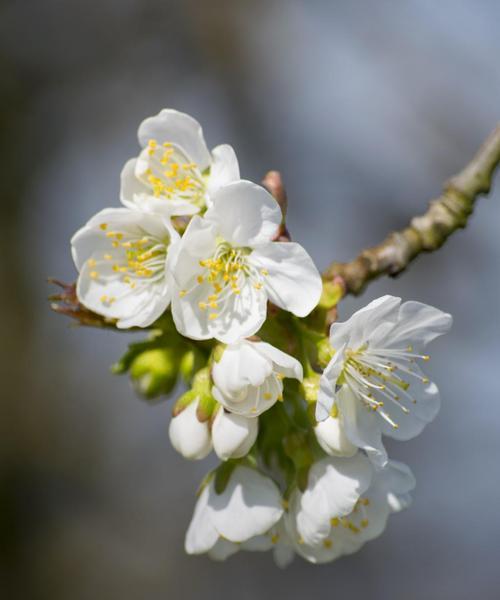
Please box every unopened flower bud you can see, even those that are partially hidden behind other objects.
[314,413,357,457]
[169,398,212,460]
[301,372,321,403]
[212,408,258,461]
[130,347,179,399]
[316,338,335,368]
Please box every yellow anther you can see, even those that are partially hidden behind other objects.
[277,394,283,401]
[330,517,339,527]
[209,302,218,309]
[198,302,207,310]
[254,283,263,290]
[323,539,333,549]
[87,258,97,267]
[261,269,269,276]
[103,254,112,260]
[122,241,132,249]
[99,223,108,231]
[106,231,116,238]
[100,295,108,303]
[361,519,369,528]
[263,393,273,400]
[197,275,204,284]
[112,241,119,248]
[209,313,219,320]
[90,271,98,279]
[271,534,280,545]
[179,290,187,298]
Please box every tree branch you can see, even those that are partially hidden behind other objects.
[323,124,500,296]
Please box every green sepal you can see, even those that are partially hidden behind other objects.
[214,459,238,495]
[296,465,311,492]
[196,471,214,497]
[211,343,226,364]
[196,392,217,423]
[172,389,197,417]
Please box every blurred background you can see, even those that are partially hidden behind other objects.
[1,1,499,598]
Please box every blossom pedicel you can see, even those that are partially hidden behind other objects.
[63,108,453,566]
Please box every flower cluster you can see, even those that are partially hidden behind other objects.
[68,109,452,566]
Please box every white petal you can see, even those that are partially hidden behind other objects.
[379,378,441,442]
[209,467,283,543]
[315,347,346,421]
[120,158,150,210]
[381,300,453,350]
[205,180,281,247]
[206,144,240,201]
[314,416,357,457]
[207,538,240,561]
[252,342,303,380]
[241,534,274,552]
[212,409,258,460]
[168,400,212,460]
[302,454,373,528]
[329,295,401,350]
[170,216,218,288]
[185,486,219,554]
[212,342,273,398]
[337,386,388,467]
[251,242,322,317]
[137,109,211,170]
[76,260,169,328]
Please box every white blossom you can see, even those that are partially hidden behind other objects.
[284,455,415,564]
[185,466,284,559]
[120,109,240,217]
[170,180,322,342]
[211,408,258,460]
[71,208,178,328]
[316,295,452,466]
[168,399,212,460]
[212,340,303,416]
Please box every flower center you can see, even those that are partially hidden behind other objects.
[340,344,430,429]
[328,497,370,540]
[137,139,207,207]
[87,223,168,306]
[179,240,268,321]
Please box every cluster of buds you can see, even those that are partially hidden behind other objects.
[56,109,452,566]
